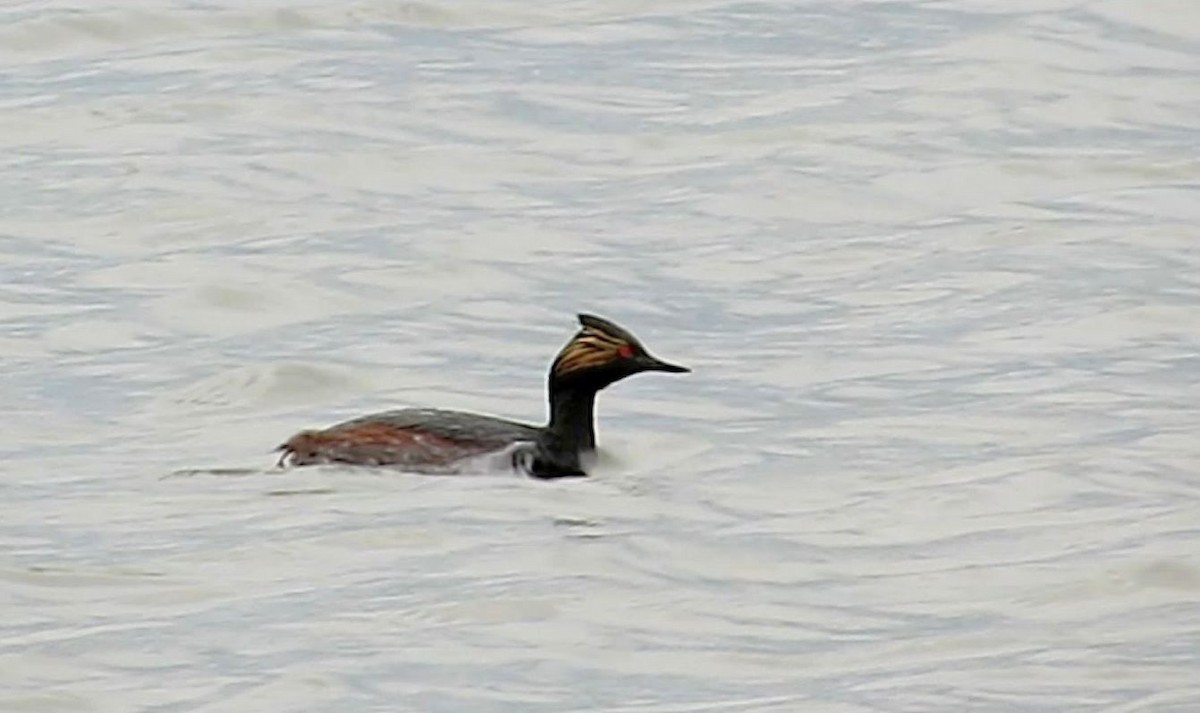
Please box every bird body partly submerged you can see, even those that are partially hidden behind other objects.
[276,314,688,478]
[279,408,539,470]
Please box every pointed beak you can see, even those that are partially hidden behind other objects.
[641,355,690,374]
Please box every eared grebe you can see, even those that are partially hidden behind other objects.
[276,314,688,478]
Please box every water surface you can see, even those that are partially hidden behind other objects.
[2,1,1199,711]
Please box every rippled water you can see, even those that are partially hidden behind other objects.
[3,1,1199,711]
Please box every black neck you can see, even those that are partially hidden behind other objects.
[531,382,599,477]
[547,383,597,451]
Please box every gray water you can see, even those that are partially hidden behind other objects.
[2,1,1199,711]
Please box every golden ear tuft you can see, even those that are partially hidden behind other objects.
[552,318,639,378]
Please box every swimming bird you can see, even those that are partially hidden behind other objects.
[276,314,689,478]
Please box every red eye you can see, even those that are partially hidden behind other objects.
[617,344,635,359]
